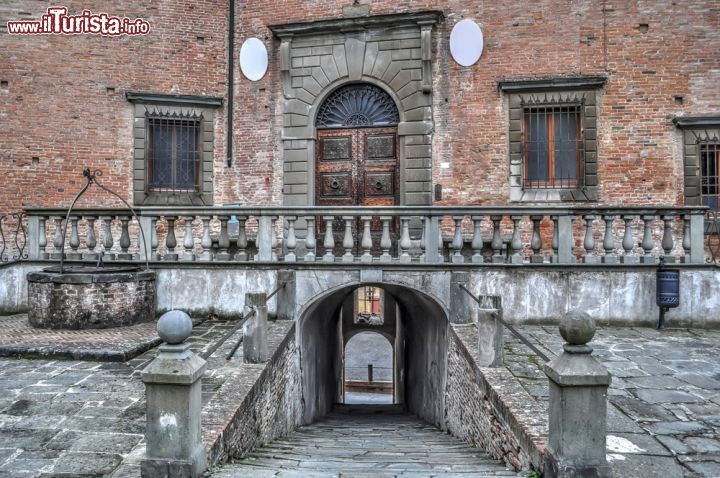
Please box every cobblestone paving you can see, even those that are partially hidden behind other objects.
[212,404,521,477]
[505,326,720,478]
[0,314,160,361]
[0,317,256,477]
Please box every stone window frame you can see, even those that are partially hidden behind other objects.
[499,77,606,202]
[126,92,223,206]
[674,116,720,210]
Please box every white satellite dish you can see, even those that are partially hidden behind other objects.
[450,19,484,67]
[239,38,268,81]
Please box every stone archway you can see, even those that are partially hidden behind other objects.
[270,11,441,210]
[296,281,449,427]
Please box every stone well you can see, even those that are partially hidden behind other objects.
[27,266,156,329]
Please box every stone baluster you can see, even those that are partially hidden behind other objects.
[491,215,504,263]
[67,216,81,260]
[149,217,159,261]
[304,216,316,262]
[682,215,691,263]
[342,216,354,262]
[83,216,97,261]
[601,214,616,264]
[530,215,544,264]
[380,216,392,263]
[451,215,464,263]
[181,216,195,261]
[51,217,65,260]
[661,214,675,263]
[38,216,48,259]
[360,216,373,263]
[323,216,335,262]
[471,215,484,263]
[551,215,559,263]
[582,214,596,263]
[117,216,132,261]
[235,216,248,261]
[510,215,523,264]
[198,216,212,261]
[399,216,412,263]
[621,215,637,264]
[215,216,231,260]
[101,216,114,260]
[285,216,297,262]
[163,216,178,261]
[640,215,655,264]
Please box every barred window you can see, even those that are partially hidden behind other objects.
[524,105,582,189]
[355,286,384,325]
[147,114,201,193]
[701,142,719,210]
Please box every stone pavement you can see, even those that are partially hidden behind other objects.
[0,314,161,362]
[0,317,265,477]
[505,325,720,478]
[211,404,521,477]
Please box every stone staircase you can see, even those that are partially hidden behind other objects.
[211,404,519,477]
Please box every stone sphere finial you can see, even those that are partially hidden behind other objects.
[559,311,596,346]
[157,310,192,345]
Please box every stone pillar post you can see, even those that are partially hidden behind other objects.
[276,270,296,321]
[244,292,268,363]
[543,312,612,478]
[449,272,472,324]
[141,310,206,478]
[476,295,503,367]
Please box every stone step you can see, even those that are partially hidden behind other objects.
[212,405,519,477]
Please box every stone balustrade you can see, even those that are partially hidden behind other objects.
[21,205,709,265]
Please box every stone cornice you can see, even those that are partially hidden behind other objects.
[269,11,444,38]
[498,76,607,93]
[673,116,720,127]
[126,92,224,108]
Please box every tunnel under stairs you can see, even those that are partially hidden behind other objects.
[212,404,519,477]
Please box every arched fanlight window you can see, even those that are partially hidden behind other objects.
[316,84,399,128]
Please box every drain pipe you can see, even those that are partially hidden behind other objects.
[226,0,235,167]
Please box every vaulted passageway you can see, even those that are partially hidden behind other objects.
[297,282,449,428]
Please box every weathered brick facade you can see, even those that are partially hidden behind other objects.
[1,1,719,213]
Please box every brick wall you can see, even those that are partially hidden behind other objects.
[202,321,301,467]
[445,324,547,472]
[1,1,719,213]
[26,270,156,328]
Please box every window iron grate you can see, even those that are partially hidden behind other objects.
[145,113,202,194]
[523,104,583,189]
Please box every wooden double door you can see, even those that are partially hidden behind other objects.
[316,127,399,255]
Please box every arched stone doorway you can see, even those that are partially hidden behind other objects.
[315,84,400,252]
[344,331,394,404]
[297,281,448,428]
[272,12,441,209]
